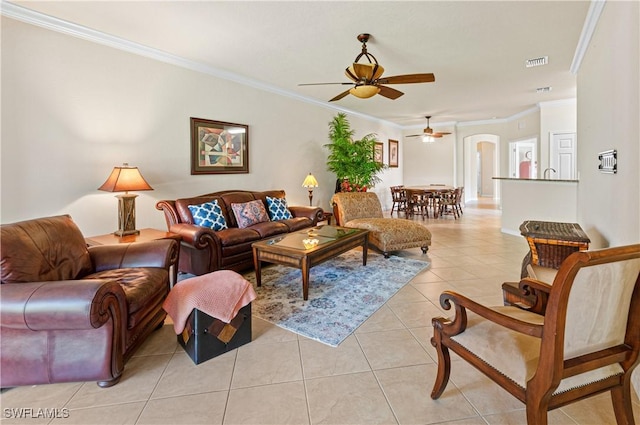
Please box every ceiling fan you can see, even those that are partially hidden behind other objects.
[407,116,451,142]
[299,33,435,102]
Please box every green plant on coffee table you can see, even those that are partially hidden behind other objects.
[325,113,385,192]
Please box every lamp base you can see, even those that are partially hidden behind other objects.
[114,193,139,237]
[308,189,314,207]
[113,229,140,237]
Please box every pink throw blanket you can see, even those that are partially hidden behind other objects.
[163,270,257,334]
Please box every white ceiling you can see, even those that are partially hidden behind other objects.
[8,1,591,129]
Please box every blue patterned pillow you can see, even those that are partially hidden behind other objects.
[266,196,293,221]
[188,200,228,231]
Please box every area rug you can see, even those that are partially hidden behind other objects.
[243,251,429,347]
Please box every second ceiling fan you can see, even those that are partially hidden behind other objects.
[407,116,452,142]
[299,33,435,102]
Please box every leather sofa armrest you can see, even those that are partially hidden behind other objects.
[89,239,178,272]
[289,206,323,224]
[169,223,221,250]
[0,279,126,331]
[156,200,179,227]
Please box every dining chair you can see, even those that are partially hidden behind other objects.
[390,185,407,216]
[438,188,461,219]
[405,189,429,218]
[431,244,640,425]
[455,186,464,216]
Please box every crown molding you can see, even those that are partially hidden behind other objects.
[538,98,577,108]
[1,1,402,129]
[1,1,582,131]
[570,0,606,74]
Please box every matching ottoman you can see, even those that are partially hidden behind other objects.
[163,270,256,364]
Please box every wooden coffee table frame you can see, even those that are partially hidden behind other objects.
[252,226,369,300]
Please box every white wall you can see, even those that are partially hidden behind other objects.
[402,129,456,187]
[539,99,577,178]
[499,180,578,235]
[1,17,401,235]
[576,1,640,248]
[574,1,640,396]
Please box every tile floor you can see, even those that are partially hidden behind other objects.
[1,199,638,425]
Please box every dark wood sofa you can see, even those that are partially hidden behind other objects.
[156,190,323,276]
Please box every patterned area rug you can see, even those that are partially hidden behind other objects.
[243,250,430,347]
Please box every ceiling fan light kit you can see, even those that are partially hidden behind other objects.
[299,33,435,102]
[349,85,381,99]
[407,116,452,141]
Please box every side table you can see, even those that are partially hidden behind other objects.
[85,228,181,286]
[503,220,591,308]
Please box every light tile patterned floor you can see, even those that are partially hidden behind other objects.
[2,200,639,424]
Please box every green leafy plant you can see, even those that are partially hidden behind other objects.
[324,113,385,192]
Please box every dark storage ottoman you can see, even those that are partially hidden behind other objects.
[178,303,252,365]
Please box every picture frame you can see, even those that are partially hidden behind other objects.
[190,117,249,174]
[388,139,399,168]
[374,142,384,165]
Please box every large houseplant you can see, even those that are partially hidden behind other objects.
[325,113,385,192]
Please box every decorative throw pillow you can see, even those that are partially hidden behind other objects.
[231,200,270,228]
[188,199,228,231]
[266,196,293,221]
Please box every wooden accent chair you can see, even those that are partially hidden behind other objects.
[431,244,640,425]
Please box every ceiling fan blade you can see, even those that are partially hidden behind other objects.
[433,132,452,137]
[377,85,404,100]
[377,73,435,84]
[406,134,422,138]
[299,82,353,86]
[329,89,352,102]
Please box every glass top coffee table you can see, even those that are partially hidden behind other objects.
[251,225,369,300]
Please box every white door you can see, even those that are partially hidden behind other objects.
[550,133,577,180]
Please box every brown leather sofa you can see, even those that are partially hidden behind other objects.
[0,215,179,388]
[156,190,323,276]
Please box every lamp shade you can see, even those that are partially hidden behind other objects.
[98,163,153,193]
[349,85,381,99]
[302,173,319,188]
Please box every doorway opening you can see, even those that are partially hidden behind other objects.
[463,134,500,203]
[509,138,538,179]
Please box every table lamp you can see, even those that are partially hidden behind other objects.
[98,163,153,236]
[301,173,318,206]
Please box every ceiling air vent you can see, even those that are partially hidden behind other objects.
[536,86,552,93]
[526,56,548,68]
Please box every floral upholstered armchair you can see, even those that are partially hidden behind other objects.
[332,191,431,258]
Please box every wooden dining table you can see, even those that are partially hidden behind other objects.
[403,186,455,218]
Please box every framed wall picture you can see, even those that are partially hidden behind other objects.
[388,139,399,168]
[374,142,384,165]
[190,117,249,174]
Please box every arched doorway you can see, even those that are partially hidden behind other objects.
[463,134,500,203]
